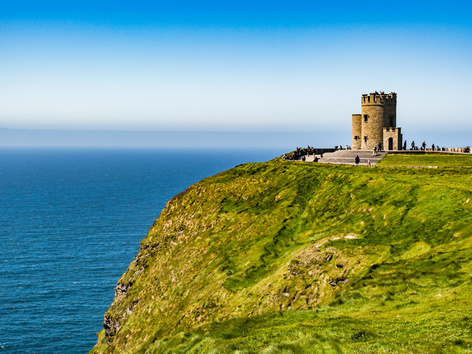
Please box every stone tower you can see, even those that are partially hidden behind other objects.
[352,91,402,151]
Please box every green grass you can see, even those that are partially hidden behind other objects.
[145,304,472,353]
[377,152,472,167]
[91,155,472,353]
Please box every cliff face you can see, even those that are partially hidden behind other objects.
[91,157,472,353]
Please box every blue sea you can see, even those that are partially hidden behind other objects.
[0,148,282,353]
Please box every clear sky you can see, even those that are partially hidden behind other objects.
[1,0,471,135]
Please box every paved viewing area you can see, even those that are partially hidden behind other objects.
[305,150,388,166]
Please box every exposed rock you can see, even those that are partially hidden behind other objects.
[103,314,121,337]
[114,282,132,298]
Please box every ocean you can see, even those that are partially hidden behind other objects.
[0,148,282,353]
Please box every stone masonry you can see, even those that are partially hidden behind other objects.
[352,91,402,151]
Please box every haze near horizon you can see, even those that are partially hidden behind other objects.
[1,1,471,144]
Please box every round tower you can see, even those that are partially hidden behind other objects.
[360,92,396,150]
[351,114,362,149]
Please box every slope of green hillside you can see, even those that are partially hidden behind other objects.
[91,155,472,353]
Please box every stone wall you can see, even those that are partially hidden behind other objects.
[383,127,402,150]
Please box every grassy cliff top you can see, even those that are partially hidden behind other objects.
[377,152,472,168]
[92,154,472,353]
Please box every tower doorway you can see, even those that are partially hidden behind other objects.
[388,137,394,151]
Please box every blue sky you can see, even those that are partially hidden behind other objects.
[1,0,471,136]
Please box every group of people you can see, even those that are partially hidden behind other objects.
[282,146,323,161]
[372,142,383,156]
[410,141,442,151]
[411,141,471,153]
[282,147,310,161]
[282,140,471,164]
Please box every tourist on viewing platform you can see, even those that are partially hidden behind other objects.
[403,141,407,150]
[432,144,435,151]
[355,155,360,165]
[422,141,426,150]
[411,141,415,150]
[378,142,382,152]
[372,146,377,157]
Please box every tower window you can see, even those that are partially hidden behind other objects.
[364,115,368,122]
[354,136,359,140]
[364,136,368,142]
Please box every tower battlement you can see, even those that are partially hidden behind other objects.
[352,91,402,151]
[362,92,397,105]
